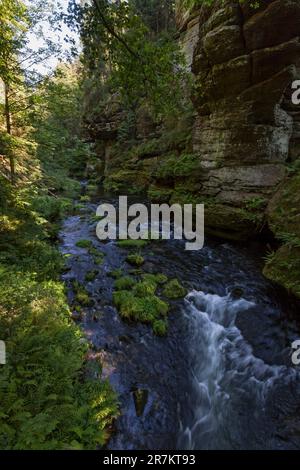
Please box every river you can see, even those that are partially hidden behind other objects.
[59,197,300,450]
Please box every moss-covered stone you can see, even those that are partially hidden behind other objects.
[133,280,157,297]
[264,168,300,298]
[113,290,168,323]
[133,389,149,417]
[117,239,148,249]
[80,195,91,203]
[113,275,169,334]
[73,281,94,307]
[85,270,99,282]
[88,246,105,265]
[163,279,187,299]
[153,319,168,337]
[142,273,168,285]
[148,185,173,203]
[263,245,300,298]
[76,239,93,249]
[114,276,137,291]
[108,268,123,279]
[126,253,145,267]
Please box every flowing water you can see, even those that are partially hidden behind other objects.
[59,197,300,450]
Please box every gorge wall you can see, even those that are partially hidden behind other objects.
[177,0,300,237]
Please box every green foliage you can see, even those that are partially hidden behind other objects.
[114,276,137,291]
[113,271,171,335]
[71,0,188,116]
[183,0,261,8]
[72,281,94,307]
[108,268,124,279]
[80,195,91,203]
[113,289,169,326]
[153,319,168,337]
[126,253,145,267]
[0,268,118,450]
[117,239,149,249]
[163,279,187,299]
[85,270,99,282]
[142,273,168,285]
[76,239,93,249]
[0,179,118,449]
[134,279,157,297]
[30,194,73,222]
[88,246,105,265]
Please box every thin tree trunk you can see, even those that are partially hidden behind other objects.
[4,82,15,183]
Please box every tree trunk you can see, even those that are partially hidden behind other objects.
[4,82,15,183]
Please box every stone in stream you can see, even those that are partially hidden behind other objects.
[132,388,149,418]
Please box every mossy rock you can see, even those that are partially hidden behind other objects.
[89,247,105,265]
[267,171,300,237]
[133,389,149,417]
[73,281,94,307]
[153,319,168,337]
[114,276,137,291]
[142,273,168,285]
[80,195,91,203]
[108,268,123,279]
[104,169,149,195]
[75,290,94,307]
[113,290,168,323]
[85,270,99,282]
[264,169,300,299]
[126,253,145,267]
[117,239,148,249]
[163,279,187,299]
[263,245,300,299]
[148,185,173,203]
[204,202,259,241]
[133,280,157,297]
[76,239,93,249]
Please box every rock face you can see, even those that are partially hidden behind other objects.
[178,0,300,238]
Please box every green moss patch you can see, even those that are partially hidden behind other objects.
[126,253,145,267]
[113,290,168,323]
[88,247,105,265]
[113,275,169,335]
[85,270,99,282]
[163,279,187,299]
[114,276,137,291]
[76,239,93,249]
[153,319,168,337]
[108,268,123,279]
[73,281,94,307]
[117,239,148,249]
[142,273,168,285]
[263,245,300,298]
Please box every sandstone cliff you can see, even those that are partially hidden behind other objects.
[177,0,300,239]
